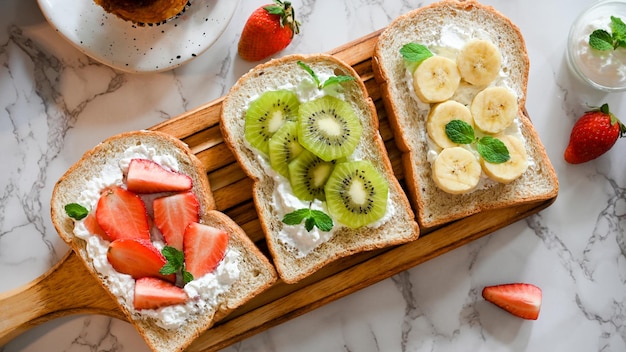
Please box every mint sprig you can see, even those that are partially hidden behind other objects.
[400,43,434,63]
[65,203,89,220]
[297,61,355,89]
[445,120,510,164]
[160,246,193,284]
[283,208,333,232]
[589,16,626,51]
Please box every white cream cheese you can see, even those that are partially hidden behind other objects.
[72,145,240,330]
[405,25,532,192]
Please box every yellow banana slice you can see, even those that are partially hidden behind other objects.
[456,39,502,86]
[470,86,518,134]
[412,56,461,103]
[432,147,481,194]
[481,134,528,183]
[427,100,474,149]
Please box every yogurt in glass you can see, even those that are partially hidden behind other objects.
[566,1,626,91]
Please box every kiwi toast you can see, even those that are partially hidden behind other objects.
[220,54,419,284]
[50,130,277,352]
[372,0,559,228]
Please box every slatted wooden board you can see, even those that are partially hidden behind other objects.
[0,29,556,351]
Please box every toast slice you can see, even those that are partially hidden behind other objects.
[372,0,558,228]
[50,130,277,352]
[220,54,419,284]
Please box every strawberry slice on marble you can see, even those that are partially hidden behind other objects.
[183,222,229,279]
[126,158,192,194]
[153,192,200,251]
[482,283,542,320]
[107,238,175,283]
[96,186,151,241]
[133,277,188,310]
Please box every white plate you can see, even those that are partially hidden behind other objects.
[37,0,240,73]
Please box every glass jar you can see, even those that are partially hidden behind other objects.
[566,0,626,92]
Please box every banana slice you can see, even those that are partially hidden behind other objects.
[457,39,502,86]
[432,147,481,194]
[481,134,528,183]
[427,100,474,149]
[412,56,461,103]
[470,86,518,134]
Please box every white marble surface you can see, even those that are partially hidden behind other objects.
[1,0,625,351]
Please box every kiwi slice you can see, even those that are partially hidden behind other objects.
[288,150,336,201]
[324,160,388,228]
[268,121,305,178]
[297,95,362,161]
[245,90,300,155]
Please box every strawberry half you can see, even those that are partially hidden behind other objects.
[482,283,542,320]
[83,211,111,242]
[153,192,200,251]
[126,158,192,193]
[107,238,175,283]
[183,222,229,279]
[133,277,188,310]
[96,186,151,241]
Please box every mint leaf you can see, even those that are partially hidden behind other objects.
[160,246,193,283]
[65,203,89,220]
[445,120,475,145]
[611,16,626,43]
[400,43,433,63]
[297,61,321,87]
[589,29,614,51]
[322,75,354,88]
[477,136,510,163]
[283,208,333,232]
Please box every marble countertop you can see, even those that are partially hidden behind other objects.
[2,0,625,351]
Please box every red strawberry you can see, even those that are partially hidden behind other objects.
[238,0,300,62]
[153,192,200,251]
[126,158,192,193]
[133,277,188,310]
[183,222,229,279]
[96,186,151,241]
[107,238,176,283]
[84,211,111,242]
[564,103,626,164]
[482,283,542,320]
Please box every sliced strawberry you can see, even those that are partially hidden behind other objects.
[96,186,151,241]
[482,283,542,320]
[107,238,175,283]
[126,158,192,194]
[153,192,200,251]
[133,277,188,310]
[83,211,111,241]
[183,222,229,279]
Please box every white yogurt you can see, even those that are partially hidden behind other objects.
[566,1,626,91]
[72,145,240,330]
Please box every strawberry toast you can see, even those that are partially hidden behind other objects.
[50,130,276,352]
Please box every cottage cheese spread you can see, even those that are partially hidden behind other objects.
[72,145,240,330]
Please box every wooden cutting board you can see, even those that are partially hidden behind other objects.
[0,29,556,351]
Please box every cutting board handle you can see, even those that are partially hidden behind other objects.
[0,251,123,345]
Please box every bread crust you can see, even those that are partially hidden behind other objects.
[93,0,189,24]
[220,54,419,284]
[372,0,558,228]
[50,130,276,352]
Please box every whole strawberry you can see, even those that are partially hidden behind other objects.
[564,103,626,164]
[238,0,300,62]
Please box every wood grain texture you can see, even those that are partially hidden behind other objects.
[0,30,556,350]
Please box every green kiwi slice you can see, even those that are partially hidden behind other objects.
[288,150,336,201]
[297,95,362,161]
[245,90,300,155]
[268,121,304,178]
[324,160,388,228]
